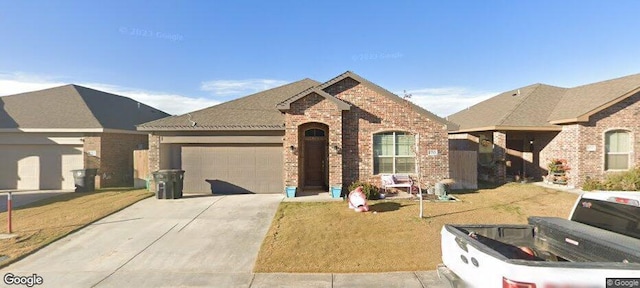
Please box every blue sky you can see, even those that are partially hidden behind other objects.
[2,1,640,116]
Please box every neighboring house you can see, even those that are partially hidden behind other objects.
[0,85,170,190]
[447,73,640,188]
[138,71,453,194]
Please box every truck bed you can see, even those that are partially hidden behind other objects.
[445,216,640,265]
[529,216,640,263]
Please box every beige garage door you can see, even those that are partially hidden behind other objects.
[0,144,84,190]
[181,145,283,194]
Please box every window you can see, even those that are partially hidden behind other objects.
[373,132,415,174]
[304,129,325,137]
[605,130,631,170]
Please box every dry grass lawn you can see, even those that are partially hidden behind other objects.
[254,183,579,273]
[0,188,152,268]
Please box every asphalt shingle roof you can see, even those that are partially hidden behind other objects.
[447,73,640,132]
[548,73,640,122]
[448,84,567,131]
[139,71,456,131]
[0,85,169,130]
[138,78,320,130]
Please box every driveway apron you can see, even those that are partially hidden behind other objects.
[0,194,283,288]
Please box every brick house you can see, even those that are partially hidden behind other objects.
[0,85,169,190]
[447,73,640,188]
[138,71,453,194]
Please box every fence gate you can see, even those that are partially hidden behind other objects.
[449,150,478,189]
[133,149,149,188]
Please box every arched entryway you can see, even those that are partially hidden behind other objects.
[299,123,328,190]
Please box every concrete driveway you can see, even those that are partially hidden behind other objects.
[0,194,283,287]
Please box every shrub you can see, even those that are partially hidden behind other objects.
[582,176,603,191]
[347,181,380,200]
[583,167,640,191]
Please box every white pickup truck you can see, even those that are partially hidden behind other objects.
[438,191,640,288]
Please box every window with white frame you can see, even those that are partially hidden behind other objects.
[373,131,415,174]
[605,130,631,170]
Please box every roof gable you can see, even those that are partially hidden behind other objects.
[276,87,350,111]
[319,71,457,130]
[548,73,640,124]
[0,85,169,131]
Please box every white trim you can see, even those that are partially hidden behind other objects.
[604,129,632,171]
[373,131,416,174]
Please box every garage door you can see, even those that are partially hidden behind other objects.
[0,144,84,190]
[181,145,283,194]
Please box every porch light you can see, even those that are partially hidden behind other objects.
[289,145,296,152]
[332,145,342,154]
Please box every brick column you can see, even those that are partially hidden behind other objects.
[493,131,507,183]
[148,134,161,192]
[283,124,299,189]
[328,121,343,189]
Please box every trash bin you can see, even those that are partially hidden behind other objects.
[435,182,449,200]
[72,168,98,192]
[152,170,185,199]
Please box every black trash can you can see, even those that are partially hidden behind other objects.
[152,170,185,199]
[72,168,98,192]
[173,170,185,198]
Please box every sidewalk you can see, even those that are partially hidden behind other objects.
[531,181,584,194]
[250,271,449,288]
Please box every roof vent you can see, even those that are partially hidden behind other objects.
[512,89,520,96]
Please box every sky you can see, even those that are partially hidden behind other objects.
[2,1,640,117]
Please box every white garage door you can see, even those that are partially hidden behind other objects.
[0,144,84,190]
[181,145,283,194]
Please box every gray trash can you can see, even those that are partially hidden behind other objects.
[435,182,449,200]
[72,168,98,192]
[152,170,185,199]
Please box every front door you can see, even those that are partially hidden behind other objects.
[304,130,327,188]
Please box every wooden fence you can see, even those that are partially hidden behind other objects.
[449,150,478,189]
[133,149,149,188]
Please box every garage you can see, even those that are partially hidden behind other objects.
[180,145,283,194]
[0,144,84,190]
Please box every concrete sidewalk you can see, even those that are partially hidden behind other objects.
[0,193,448,287]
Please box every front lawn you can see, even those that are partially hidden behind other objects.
[0,188,153,268]
[254,183,579,273]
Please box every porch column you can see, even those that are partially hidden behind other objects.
[328,122,343,189]
[493,131,507,183]
[148,133,161,192]
[283,125,299,188]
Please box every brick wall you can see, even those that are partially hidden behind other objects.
[325,78,449,189]
[83,132,148,188]
[538,92,640,188]
[97,133,148,187]
[540,125,580,187]
[575,91,640,186]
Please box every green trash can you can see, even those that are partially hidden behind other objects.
[71,168,98,192]
[152,170,185,199]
